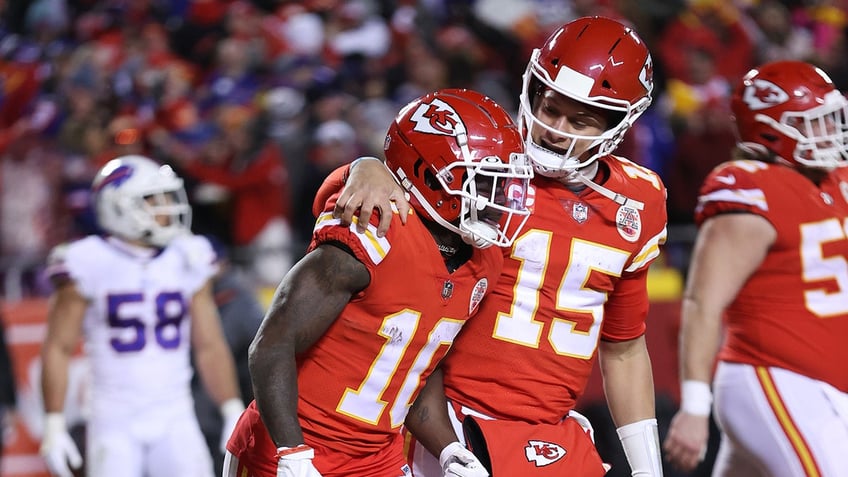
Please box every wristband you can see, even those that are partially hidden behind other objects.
[43,413,67,435]
[349,156,382,172]
[275,444,314,460]
[681,380,713,416]
[219,398,245,418]
[616,418,662,477]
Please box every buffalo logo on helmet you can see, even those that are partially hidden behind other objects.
[409,98,464,136]
[525,440,567,467]
[743,79,790,111]
[93,164,134,192]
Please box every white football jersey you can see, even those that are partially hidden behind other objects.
[47,234,218,419]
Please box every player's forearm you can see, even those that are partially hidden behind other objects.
[248,334,304,448]
[678,296,722,384]
[40,344,71,413]
[405,367,457,457]
[599,337,657,426]
[195,342,241,405]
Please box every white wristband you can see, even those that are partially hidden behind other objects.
[219,398,245,419]
[616,418,662,477]
[43,413,67,435]
[349,156,382,171]
[681,380,713,416]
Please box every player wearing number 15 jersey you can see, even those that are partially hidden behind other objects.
[39,155,245,477]
[223,89,532,477]
[663,61,848,476]
[326,17,667,477]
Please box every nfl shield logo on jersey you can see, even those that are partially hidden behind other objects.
[572,203,588,224]
[525,440,567,467]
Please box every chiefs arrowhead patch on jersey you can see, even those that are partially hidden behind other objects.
[525,440,567,467]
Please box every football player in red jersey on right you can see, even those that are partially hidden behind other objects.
[317,16,668,477]
[663,60,848,476]
[222,88,532,477]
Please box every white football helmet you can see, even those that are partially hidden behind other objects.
[92,155,191,247]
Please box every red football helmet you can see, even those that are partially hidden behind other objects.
[384,89,533,248]
[519,16,654,177]
[731,60,848,169]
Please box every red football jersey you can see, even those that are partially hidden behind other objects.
[696,160,848,392]
[294,192,502,456]
[443,155,668,424]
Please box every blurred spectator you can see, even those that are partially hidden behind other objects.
[169,104,294,287]
[293,118,361,253]
[749,0,815,64]
[658,0,755,85]
[661,45,736,226]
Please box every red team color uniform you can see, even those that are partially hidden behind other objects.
[227,191,503,477]
[443,154,668,424]
[404,154,668,476]
[698,160,848,392]
[695,159,848,477]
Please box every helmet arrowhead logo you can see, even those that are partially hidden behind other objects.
[409,98,465,136]
[743,79,789,111]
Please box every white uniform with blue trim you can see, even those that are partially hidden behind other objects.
[47,234,218,477]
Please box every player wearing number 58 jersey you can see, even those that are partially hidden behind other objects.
[39,155,245,477]
[664,61,848,476]
[223,89,532,477]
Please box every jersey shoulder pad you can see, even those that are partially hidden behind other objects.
[696,160,773,224]
[312,199,408,269]
[606,155,668,207]
[167,234,219,275]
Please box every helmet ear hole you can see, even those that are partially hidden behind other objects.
[423,168,441,191]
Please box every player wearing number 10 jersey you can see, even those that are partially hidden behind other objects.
[39,155,244,477]
[224,89,532,477]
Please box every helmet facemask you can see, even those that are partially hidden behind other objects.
[773,90,848,169]
[518,49,650,179]
[94,156,192,248]
[398,151,533,249]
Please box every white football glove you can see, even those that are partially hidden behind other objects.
[39,413,82,477]
[219,398,246,453]
[440,441,489,477]
[276,445,323,477]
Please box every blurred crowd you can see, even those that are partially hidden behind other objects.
[1,0,847,296]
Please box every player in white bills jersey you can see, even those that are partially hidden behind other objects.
[663,61,848,476]
[317,17,667,477]
[39,155,245,477]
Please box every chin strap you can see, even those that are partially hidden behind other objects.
[569,164,645,211]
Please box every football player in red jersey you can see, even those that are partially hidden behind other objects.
[662,61,848,475]
[316,16,667,477]
[222,89,532,477]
